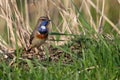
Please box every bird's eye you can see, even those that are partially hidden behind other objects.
[42,19,45,21]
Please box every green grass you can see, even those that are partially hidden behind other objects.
[0,35,120,80]
[0,0,120,80]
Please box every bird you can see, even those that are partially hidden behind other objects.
[27,16,51,52]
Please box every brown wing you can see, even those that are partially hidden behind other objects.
[29,33,34,44]
[29,19,42,44]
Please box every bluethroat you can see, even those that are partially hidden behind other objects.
[27,16,50,52]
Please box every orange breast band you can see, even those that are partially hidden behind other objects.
[36,34,48,39]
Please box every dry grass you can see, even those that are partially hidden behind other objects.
[0,0,120,54]
[0,0,30,53]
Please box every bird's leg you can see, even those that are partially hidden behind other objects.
[34,48,39,54]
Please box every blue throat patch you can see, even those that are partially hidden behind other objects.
[38,21,48,34]
[41,21,48,26]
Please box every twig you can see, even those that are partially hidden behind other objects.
[98,0,105,34]
[78,65,99,73]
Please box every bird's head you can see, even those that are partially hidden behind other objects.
[38,16,51,34]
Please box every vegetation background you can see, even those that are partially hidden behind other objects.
[0,0,120,80]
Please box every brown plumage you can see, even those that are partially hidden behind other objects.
[27,16,50,52]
